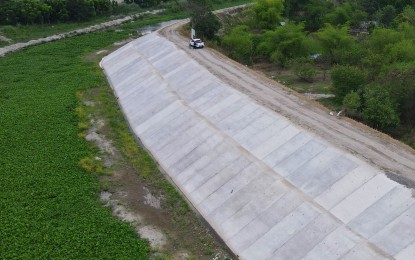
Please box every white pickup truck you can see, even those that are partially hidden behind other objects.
[189,38,205,48]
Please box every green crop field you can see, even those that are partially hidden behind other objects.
[0,30,150,258]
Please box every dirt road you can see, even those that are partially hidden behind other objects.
[159,20,415,188]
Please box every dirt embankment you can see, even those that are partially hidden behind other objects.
[159,20,415,189]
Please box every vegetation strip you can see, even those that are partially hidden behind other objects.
[0,9,163,57]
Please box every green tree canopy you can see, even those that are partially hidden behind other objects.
[394,6,415,26]
[326,2,367,28]
[331,65,367,101]
[125,0,161,8]
[374,5,397,27]
[302,0,334,32]
[343,90,362,116]
[0,0,115,24]
[315,24,356,64]
[187,0,221,39]
[380,62,415,124]
[255,23,318,66]
[254,0,284,30]
[362,84,400,129]
[222,25,254,63]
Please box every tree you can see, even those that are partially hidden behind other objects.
[366,27,403,52]
[0,0,116,25]
[291,57,318,82]
[386,39,415,63]
[196,11,221,39]
[254,0,284,30]
[222,25,254,64]
[381,62,415,125]
[66,0,95,22]
[284,0,309,19]
[342,90,361,116]
[374,5,397,27]
[256,23,316,66]
[302,0,334,32]
[394,6,415,26]
[125,0,161,8]
[315,24,356,64]
[362,85,400,129]
[326,2,367,28]
[187,0,221,39]
[331,65,367,101]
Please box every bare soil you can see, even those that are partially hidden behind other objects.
[159,20,415,189]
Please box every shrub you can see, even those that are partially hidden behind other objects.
[331,65,367,101]
[291,58,317,82]
[362,85,400,129]
[342,90,361,116]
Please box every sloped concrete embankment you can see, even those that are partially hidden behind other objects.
[101,33,415,260]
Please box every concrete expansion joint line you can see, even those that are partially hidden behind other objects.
[102,17,415,259]
[135,34,396,259]
[134,49,284,185]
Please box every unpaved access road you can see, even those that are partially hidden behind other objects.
[159,20,415,188]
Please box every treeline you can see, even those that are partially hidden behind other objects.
[220,0,415,139]
[0,0,119,25]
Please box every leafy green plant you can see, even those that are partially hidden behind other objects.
[291,58,317,82]
[342,90,361,117]
[331,65,367,102]
[79,155,109,176]
[363,84,400,129]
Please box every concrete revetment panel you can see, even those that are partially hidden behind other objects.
[101,33,415,259]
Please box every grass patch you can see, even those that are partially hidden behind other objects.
[0,30,152,259]
[272,71,332,94]
[317,97,342,111]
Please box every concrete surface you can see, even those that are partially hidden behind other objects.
[101,33,415,259]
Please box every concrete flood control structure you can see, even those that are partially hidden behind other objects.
[101,33,415,259]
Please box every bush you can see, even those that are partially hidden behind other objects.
[222,25,253,63]
[194,11,221,39]
[290,58,317,82]
[254,0,284,30]
[362,85,400,129]
[331,65,367,101]
[342,90,361,116]
[187,0,221,39]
